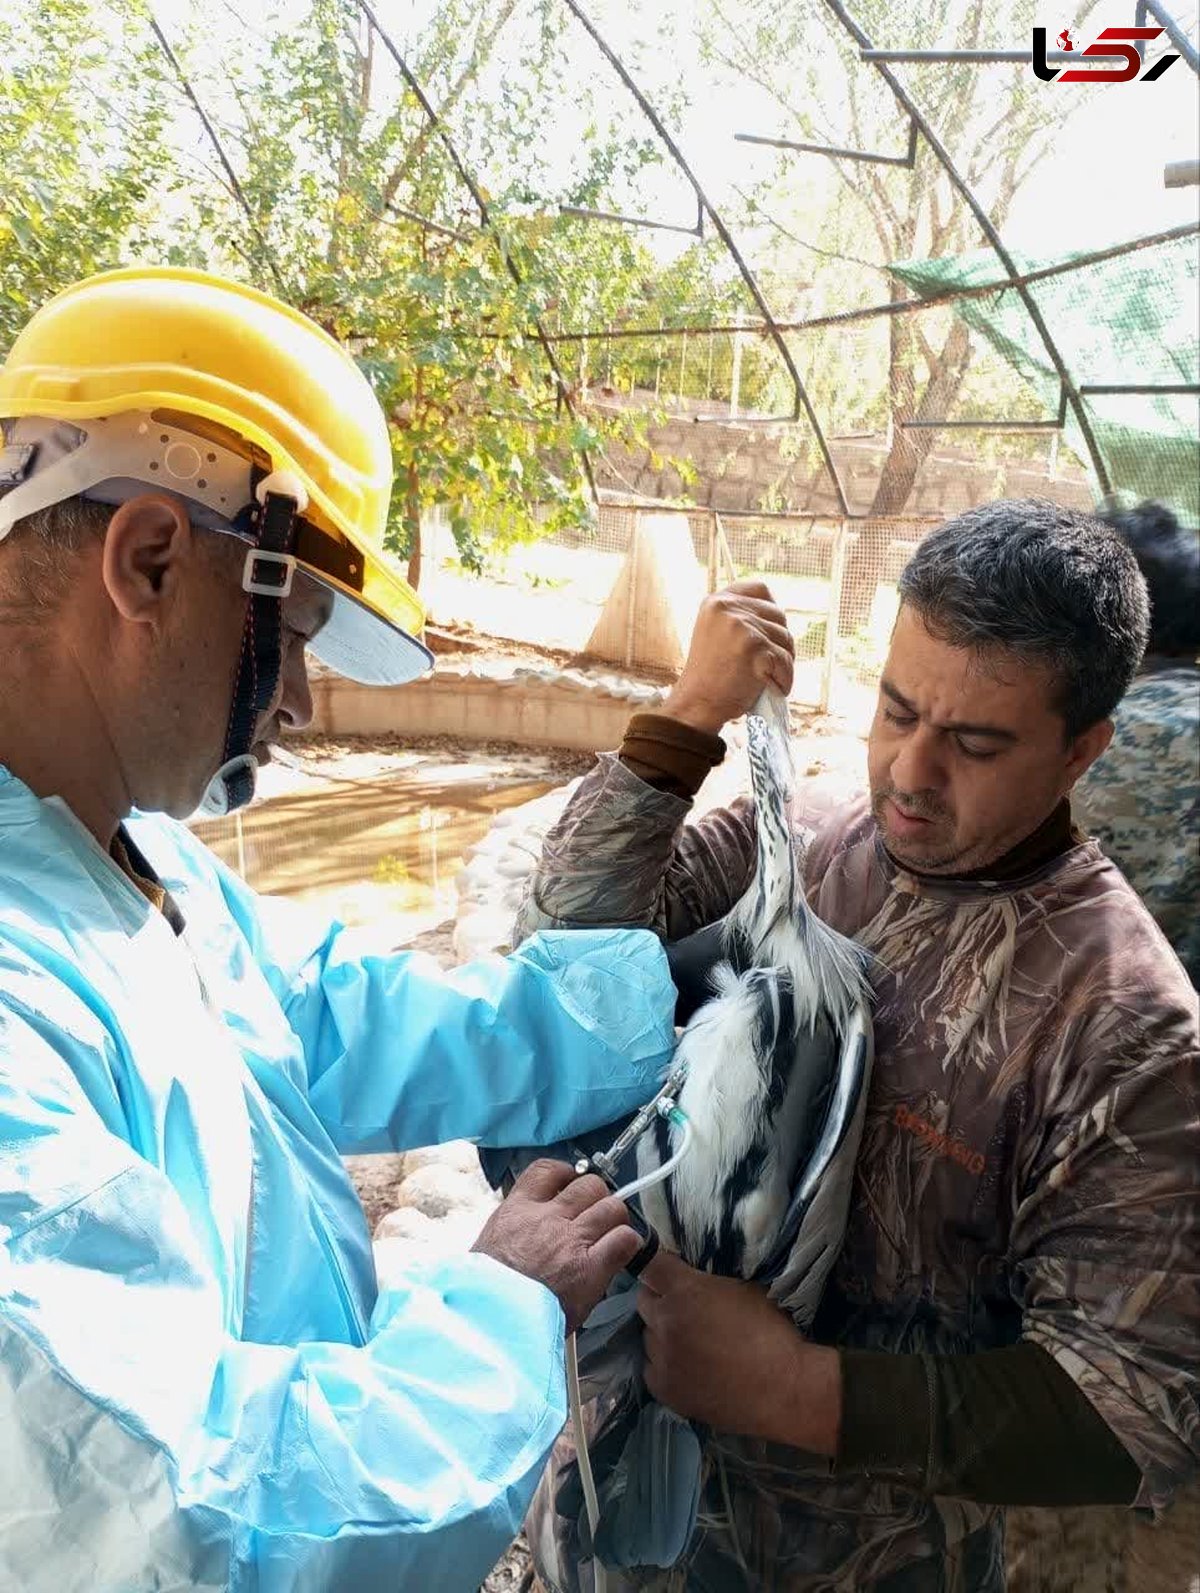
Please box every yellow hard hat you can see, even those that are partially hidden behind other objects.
[0,267,429,685]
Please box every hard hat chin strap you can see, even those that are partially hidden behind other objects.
[200,475,303,817]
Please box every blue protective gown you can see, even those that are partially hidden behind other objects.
[0,766,676,1591]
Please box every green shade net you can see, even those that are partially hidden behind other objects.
[891,231,1200,528]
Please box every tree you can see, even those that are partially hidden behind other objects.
[150,0,692,585]
[0,0,169,355]
[3,0,685,586]
[699,0,1101,627]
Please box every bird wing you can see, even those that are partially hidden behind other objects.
[593,1403,704,1571]
[557,1283,703,1574]
[756,1001,874,1327]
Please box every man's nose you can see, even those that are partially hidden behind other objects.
[889,725,944,798]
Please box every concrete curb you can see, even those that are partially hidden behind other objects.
[308,660,666,753]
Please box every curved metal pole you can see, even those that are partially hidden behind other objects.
[823,0,1112,496]
[353,0,598,504]
[149,15,287,295]
[1138,0,1200,75]
[561,0,850,515]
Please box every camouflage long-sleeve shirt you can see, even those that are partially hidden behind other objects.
[1073,663,1199,986]
[516,756,1200,1593]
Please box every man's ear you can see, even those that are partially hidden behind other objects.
[101,494,195,624]
[1065,717,1114,789]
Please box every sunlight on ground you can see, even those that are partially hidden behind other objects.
[192,760,554,940]
[424,544,623,652]
[423,541,898,724]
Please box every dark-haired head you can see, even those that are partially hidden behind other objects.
[1094,498,1200,659]
[897,498,1149,739]
[868,499,1149,875]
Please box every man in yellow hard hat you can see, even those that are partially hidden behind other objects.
[0,269,677,1589]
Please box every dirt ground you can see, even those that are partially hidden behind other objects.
[289,725,599,782]
[188,679,870,946]
[424,616,677,688]
[189,730,597,947]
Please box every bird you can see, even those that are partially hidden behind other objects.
[558,687,875,1584]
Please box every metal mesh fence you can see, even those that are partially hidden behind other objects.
[505,4,1198,537]
[130,0,1189,721]
[421,499,943,714]
[711,510,935,695]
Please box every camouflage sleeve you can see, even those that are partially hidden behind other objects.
[1012,996,1200,1511]
[513,752,758,944]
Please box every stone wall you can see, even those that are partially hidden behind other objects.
[591,394,1094,518]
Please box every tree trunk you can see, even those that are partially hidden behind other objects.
[837,315,972,634]
[405,461,422,590]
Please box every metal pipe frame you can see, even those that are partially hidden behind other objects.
[527,221,1198,344]
[348,1,1194,511]
[1137,0,1200,73]
[560,0,851,515]
[599,494,940,527]
[1080,384,1200,395]
[149,14,287,295]
[901,383,1199,433]
[735,120,917,167]
[854,49,1070,62]
[353,0,599,504]
[864,0,1197,74]
[861,49,1074,62]
[824,0,1113,495]
[902,417,1065,430]
[902,387,1069,431]
[559,196,703,237]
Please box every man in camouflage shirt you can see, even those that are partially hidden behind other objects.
[1074,501,1199,985]
[516,501,1199,1592]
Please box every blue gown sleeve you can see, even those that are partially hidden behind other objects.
[212,856,678,1154]
[0,989,571,1592]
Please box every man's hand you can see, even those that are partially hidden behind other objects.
[472,1159,641,1334]
[663,580,795,735]
[638,1250,842,1455]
